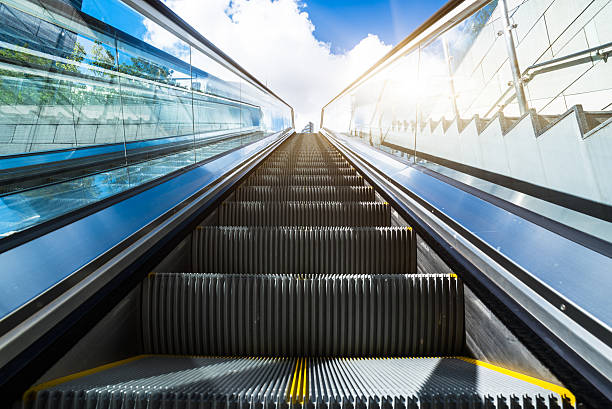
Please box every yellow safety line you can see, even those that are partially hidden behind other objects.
[457,357,576,406]
[288,357,309,403]
[23,354,150,401]
[289,358,301,403]
[296,358,304,403]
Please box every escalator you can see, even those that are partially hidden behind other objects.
[21,133,575,409]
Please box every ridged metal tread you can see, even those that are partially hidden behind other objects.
[245,175,365,186]
[25,357,294,409]
[217,202,391,227]
[255,167,356,175]
[142,273,463,356]
[306,357,572,409]
[25,356,571,409]
[192,227,417,274]
[262,158,348,164]
[231,186,376,202]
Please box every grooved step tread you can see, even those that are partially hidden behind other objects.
[231,186,376,202]
[192,227,417,274]
[245,174,365,186]
[142,273,463,356]
[24,356,573,409]
[217,201,391,227]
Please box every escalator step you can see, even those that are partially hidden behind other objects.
[192,226,417,274]
[245,175,365,186]
[255,167,355,175]
[217,202,391,226]
[260,162,349,168]
[25,357,294,409]
[306,357,573,409]
[25,356,572,409]
[142,273,463,356]
[231,186,376,202]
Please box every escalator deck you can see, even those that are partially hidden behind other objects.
[23,134,574,408]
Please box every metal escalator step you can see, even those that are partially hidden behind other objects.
[25,357,295,409]
[25,356,572,409]
[264,156,346,163]
[306,357,573,409]
[269,153,341,159]
[192,226,417,274]
[260,159,348,165]
[255,167,355,175]
[245,175,365,186]
[217,202,390,226]
[232,186,376,202]
[259,162,350,170]
[142,273,462,356]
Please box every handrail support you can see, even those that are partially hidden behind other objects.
[500,0,529,116]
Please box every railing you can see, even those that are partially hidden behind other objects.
[0,0,294,237]
[321,0,612,245]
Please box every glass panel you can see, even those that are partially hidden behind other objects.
[322,0,612,242]
[0,0,293,238]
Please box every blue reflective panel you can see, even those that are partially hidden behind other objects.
[0,132,284,319]
[0,133,262,237]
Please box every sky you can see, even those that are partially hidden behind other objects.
[83,0,446,129]
[305,0,447,53]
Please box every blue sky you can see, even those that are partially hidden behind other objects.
[303,0,447,52]
[83,0,447,52]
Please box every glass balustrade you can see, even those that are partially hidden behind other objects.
[0,0,293,238]
[322,0,612,243]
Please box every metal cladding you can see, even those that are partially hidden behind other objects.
[217,202,391,227]
[142,273,464,356]
[24,356,572,409]
[231,186,376,202]
[192,226,417,274]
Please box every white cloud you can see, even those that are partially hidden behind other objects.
[144,0,392,130]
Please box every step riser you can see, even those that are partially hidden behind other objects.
[143,273,464,356]
[218,202,391,227]
[245,175,365,186]
[232,186,376,202]
[192,227,417,274]
[255,168,355,175]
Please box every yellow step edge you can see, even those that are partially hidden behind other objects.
[288,358,301,403]
[288,357,309,404]
[457,357,576,406]
[23,354,151,401]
